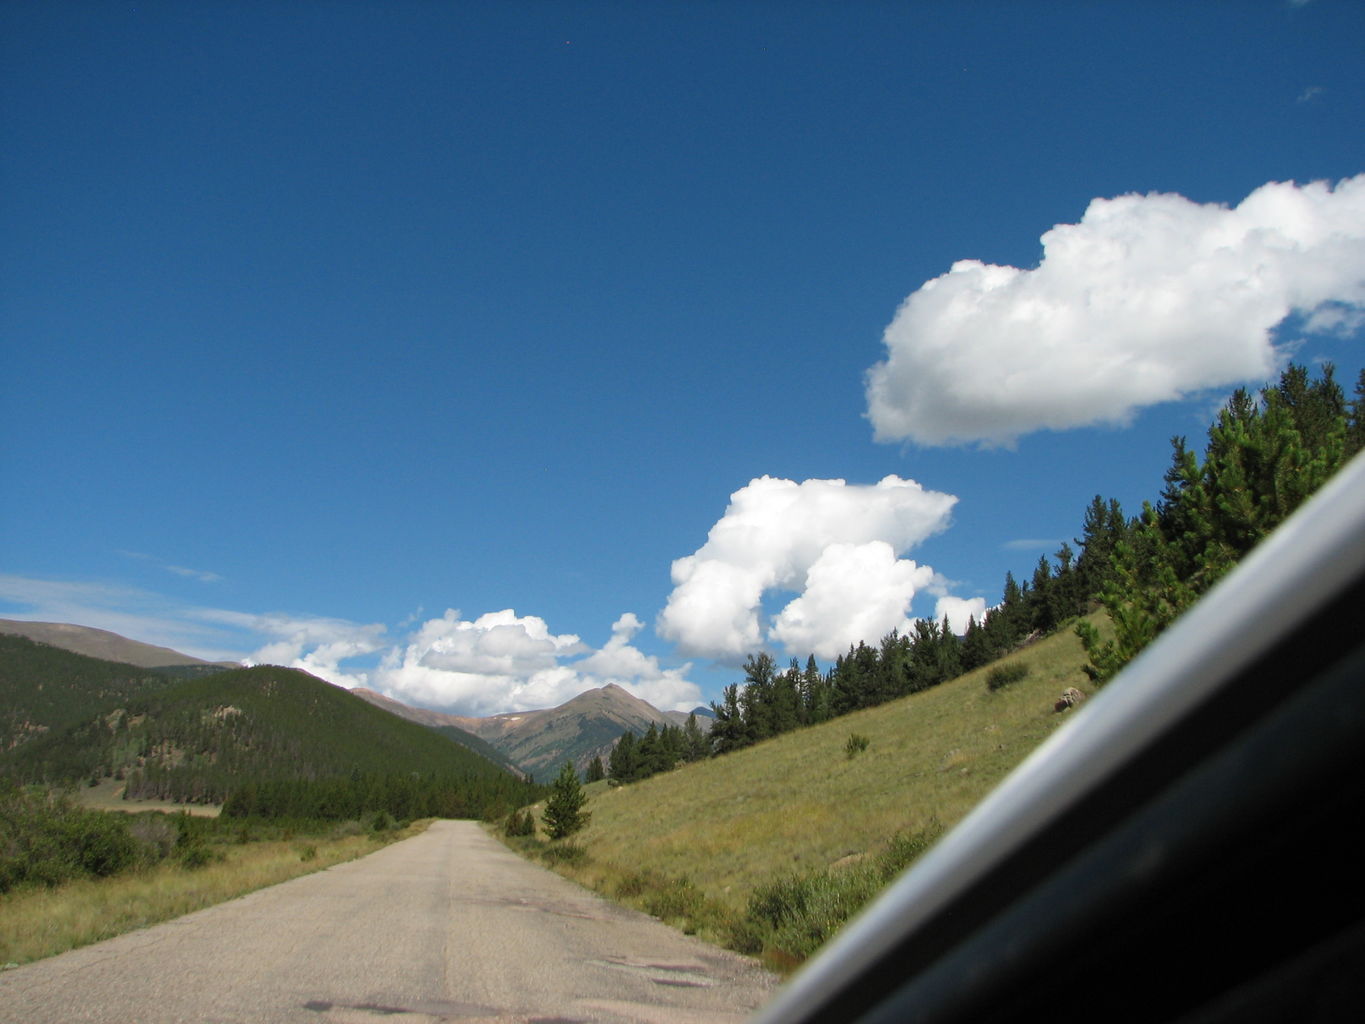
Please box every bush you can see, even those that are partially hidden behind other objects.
[743,822,944,967]
[65,811,139,878]
[845,734,870,759]
[173,812,218,869]
[0,783,141,891]
[503,808,536,837]
[986,661,1030,691]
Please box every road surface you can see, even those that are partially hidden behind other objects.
[0,820,778,1023]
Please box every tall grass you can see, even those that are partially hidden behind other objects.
[0,820,427,966]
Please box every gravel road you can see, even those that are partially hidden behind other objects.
[0,820,778,1023]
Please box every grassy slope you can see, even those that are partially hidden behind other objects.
[552,618,1102,916]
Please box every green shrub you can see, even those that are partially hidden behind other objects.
[0,783,140,891]
[845,734,870,759]
[986,661,1030,691]
[65,811,139,878]
[877,822,942,874]
[503,808,536,837]
[743,822,944,966]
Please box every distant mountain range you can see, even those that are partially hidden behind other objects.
[0,619,711,787]
[0,618,237,670]
[353,684,714,780]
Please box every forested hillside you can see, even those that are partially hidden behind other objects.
[0,662,541,816]
[0,635,182,754]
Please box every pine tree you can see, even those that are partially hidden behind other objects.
[771,661,802,735]
[1075,496,1128,604]
[1347,367,1365,458]
[738,653,777,742]
[608,731,639,783]
[542,761,589,840]
[960,615,991,672]
[801,655,830,725]
[585,756,605,783]
[1079,364,1351,684]
[683,712,709,761]
[708,684,744,755]
[637,723,663,777]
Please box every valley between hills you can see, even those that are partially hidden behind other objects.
[0,611,1100,976]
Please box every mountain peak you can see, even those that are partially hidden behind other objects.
[354,682,677,780]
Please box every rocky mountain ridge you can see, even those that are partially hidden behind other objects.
[352,683,712,780]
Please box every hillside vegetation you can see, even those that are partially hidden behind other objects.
[513,363,1363,970]
[1,658,539,816]
[0,635,182,754]
[503,619,1100,966]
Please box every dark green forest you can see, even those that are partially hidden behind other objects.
[0,635,183,752]
[220,769,541,822]
[0,656,541,820]
[605,364,1365,781]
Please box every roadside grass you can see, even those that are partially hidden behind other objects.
[495,617,1101,971]
[0,818,429,966]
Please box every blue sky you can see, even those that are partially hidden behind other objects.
[3,1,1363,715]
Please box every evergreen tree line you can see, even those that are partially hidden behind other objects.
[607,715,711,784]
[603,492,1128,770]
[606,363,1362,774]
[221,769,544,822]
[693,494,1131,759]
[1078,363,1364,681]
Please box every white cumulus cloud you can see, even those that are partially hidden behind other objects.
[866,175,1365,447]
[219,611,388,687]
[657,476,962,661]
[933,595,989,635]
[374,608,701,716]
[769,542,935,660]
[1,574,702,715]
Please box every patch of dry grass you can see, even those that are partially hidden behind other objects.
[73,778,221,817]
[0,820,428,966]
